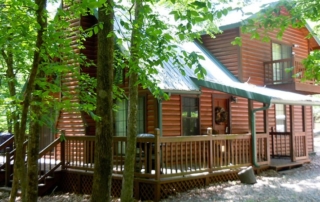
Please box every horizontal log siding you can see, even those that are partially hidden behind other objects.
[201,28,240,79]
[80,15,98,135]
[293,106,304,132]
[162,95,181,136]
[268,104,276,131]
[56,11,85,136]
[230,97,249,134]
[199,88,251,134]
[240,27,309,86]
[253,101,264,133]
[200,88,213,135]
[305,106,314,153]
[80,15,98,77]
[147,93,157,134]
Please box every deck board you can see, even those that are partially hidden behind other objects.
[269,158,310,171]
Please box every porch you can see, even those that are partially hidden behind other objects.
[0,128,309,201]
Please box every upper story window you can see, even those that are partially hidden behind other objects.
[182,97,199,136]
[272,42,292,60]
[272,42,293,83]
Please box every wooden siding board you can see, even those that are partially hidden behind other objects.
[201,28,240,78]
[162,95,181,136]
[240,27,309,86]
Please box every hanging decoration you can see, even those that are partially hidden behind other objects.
[215,106,228,124]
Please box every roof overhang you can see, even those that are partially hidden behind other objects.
[191,77,320,106]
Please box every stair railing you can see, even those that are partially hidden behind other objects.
[0,136,15,169]
[37,137,64,182]
[3,139,28,187]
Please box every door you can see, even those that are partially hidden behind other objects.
[214,98,229,134]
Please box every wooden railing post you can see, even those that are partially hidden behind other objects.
[154,128,161,202]
[207,128,213,174]
[270,127,274,158]
[61,131,66,170]
[5,147,11,187]
[290,105,296,162]
[154,128,160,180]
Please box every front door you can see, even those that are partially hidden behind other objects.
[214,98,229,134]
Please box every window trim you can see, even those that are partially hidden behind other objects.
[181,96,200,136]
[114,95,146,136]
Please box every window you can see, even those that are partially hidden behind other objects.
[272,42,292,83]
[275,104,286,132]
[115,97,145,136]
[182,97,199,136]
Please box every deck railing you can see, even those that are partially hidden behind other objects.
[0,130,270,182]
[294,132,308,160]
[264,57,315,85]
[269,130,291,158]
[0,136,15,169]
[38,138,64,182]
[112,130,268,179]
[269,130,308,160]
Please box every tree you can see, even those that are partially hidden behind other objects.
[0,0,49,201]
[116,0,234,201]
[91,1,114,201]
[0,0,92,201]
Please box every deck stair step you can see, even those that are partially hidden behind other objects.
[269,161,306,171]
[0,187,21,195]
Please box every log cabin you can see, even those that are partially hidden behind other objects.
[1,1,320,201]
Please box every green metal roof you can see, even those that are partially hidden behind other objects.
[93,6,320,106]
[191,77,320,106]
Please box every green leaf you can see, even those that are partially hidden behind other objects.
[93,26,99,34]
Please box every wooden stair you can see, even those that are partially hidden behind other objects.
[0,164,62,196]
[269,159,310,171]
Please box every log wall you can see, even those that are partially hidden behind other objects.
[201,28,241,80]
[56,7,85,136]
[240,27,309,86]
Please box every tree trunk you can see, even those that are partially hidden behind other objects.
[91,1,114,202]
[9,0,47,201]
[120,1,143,201]
[26,69,45,201]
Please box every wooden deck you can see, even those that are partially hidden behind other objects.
[269,157,310,171]
[0,129,311,201]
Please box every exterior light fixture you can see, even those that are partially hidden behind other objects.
[231,96,238,103]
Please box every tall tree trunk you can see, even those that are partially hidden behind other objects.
[9,0,47,201]
[120,1,142,201]
[91,1,114,202]
[26,69,45,201]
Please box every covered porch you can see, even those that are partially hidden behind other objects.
[0,126,311,201]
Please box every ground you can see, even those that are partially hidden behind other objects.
[1,135,319,201]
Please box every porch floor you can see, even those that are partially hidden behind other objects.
[269,157,310,171]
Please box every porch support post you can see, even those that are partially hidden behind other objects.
[61,130,66,170]
[250,101,272,168]
[264,104,270,164]
[158,99,163,136]
[207,127,213,174]
[154,128,161,202]
[290,105,296,162]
